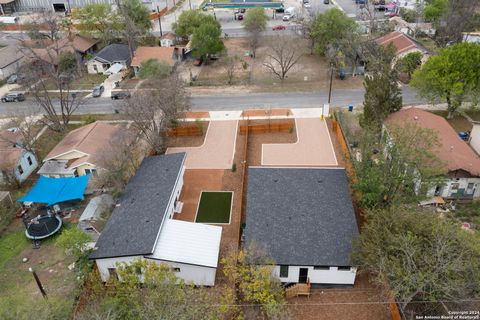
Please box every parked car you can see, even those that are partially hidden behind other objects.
[6,74,25,84]
[111,91,131,100]
[304,2,312,8]
[239,8,245,13]
[1,92,25,102]
[237,14,244,20]
[324,0,330,3]
[92,85,104,98]
[272,25,286,31]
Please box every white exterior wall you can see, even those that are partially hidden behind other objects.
[96,256,216,286]
[470,123,480,155]
[272,265,357,285]
[428,178,480,199]
[166,165,185,219]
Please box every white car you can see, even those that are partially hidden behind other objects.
[303,2,311,8]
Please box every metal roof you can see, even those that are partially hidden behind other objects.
[149,219,222,268]
[245,167,359,266]
[90,153,186,260]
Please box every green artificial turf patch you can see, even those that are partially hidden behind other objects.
[195,192,233,224]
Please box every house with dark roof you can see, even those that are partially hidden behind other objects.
[244,167,359,286]
[90,153,223,286]
[87,43,131,75]
[386,107,480,200]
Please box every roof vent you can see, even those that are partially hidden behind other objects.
[414,116,419,120]
[317,180,323,183]
[273,179,278,183]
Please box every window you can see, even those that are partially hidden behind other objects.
[279,265,289,278]
[313,266,330,270]
[17,165,23,175]
[108,268,118,280]
[85,168,97,176]
[172,267,181,272]
[27,156,33,166]
[451,183,459,190]
[337,266,351,271]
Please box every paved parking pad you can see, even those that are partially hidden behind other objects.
[166,120,238,169]
[262,118,338,166]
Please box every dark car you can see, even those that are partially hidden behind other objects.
[237,14,244,20]
[272,25,286,31]
[92,85,104,98]
[324,0,329,3]
[111,91,131,100]
[1,92,25,102]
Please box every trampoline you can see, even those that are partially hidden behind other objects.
[25,214,63,240]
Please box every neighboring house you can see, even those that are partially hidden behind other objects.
[160,33,176,47]
[389,17,435,37]
[244,167,359,286]
[71,34,99,61]
[130,46,178,77]
[385,107,480,200]
[463,32,480,43]
[87,43,131,75]
[38,122,121,177]
[375,31,429,62]
[90,153,223,286]
[0,129,38,184]
[0,45,24,80]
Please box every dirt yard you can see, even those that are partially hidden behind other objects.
[192,38,364,92]
[167,121,209,148]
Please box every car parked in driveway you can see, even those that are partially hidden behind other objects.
[92,85,104,98]
[111,91,131,100]
[1,92,25,102]
[6,74,25,84]
[272,25,286,31]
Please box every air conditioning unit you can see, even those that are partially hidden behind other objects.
[174,201,184,213]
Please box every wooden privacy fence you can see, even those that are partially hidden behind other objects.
[239,122,293,135]
[167,125,203,137]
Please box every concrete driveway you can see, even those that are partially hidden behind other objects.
[262,117,338,166]
[166,120,238,169]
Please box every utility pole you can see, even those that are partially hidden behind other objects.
[157,6,163,37]
[29,268,47,300]
[328,63,334,104]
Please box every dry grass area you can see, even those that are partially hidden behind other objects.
[167,121,209,148]
[287,274,392,320]
[192,38,364,92]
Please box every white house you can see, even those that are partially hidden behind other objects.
[0,129,38,184]
[90,153,223,286]
[87,43,131,75]
[386,107,480,200]
[463,32,480,43]
[244,167,359,286]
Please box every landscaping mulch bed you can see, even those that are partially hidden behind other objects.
[167,121,209,148]
[247,119,297,166]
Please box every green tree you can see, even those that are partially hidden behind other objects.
[360,45,402,131]
[172,10,219,40]
[243,7,268,58]
[411,42,480,119]
[424,0,448,22]
[73,3,123,42]
[56,227,91,261]
[121,0,153,32]
[395,51,423,80]
[58,51,77,73]
[138,58,172,80]
[352,206,480,317]
[312,8,358,57]
[355,122,446,209]
[191,23,224,60]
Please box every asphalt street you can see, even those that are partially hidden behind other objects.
[0,86,423,116]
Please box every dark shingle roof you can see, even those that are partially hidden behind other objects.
[245,167,359,266]
[90,153,186,259]
[94,43,131,64]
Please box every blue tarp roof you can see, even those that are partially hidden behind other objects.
[19,175,90,206]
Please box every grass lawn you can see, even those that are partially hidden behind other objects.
[70,73,108,90]
[195,191,233,224]
[431,110,472,132]
[0,223,77,318]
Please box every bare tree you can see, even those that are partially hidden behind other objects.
[95,130,145,194]
[298,12,317,55]
[123,73,189,154]
[17,12,82,132]
[0,112,42,154]
[263,36,303,81]
[224,56,238,85]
